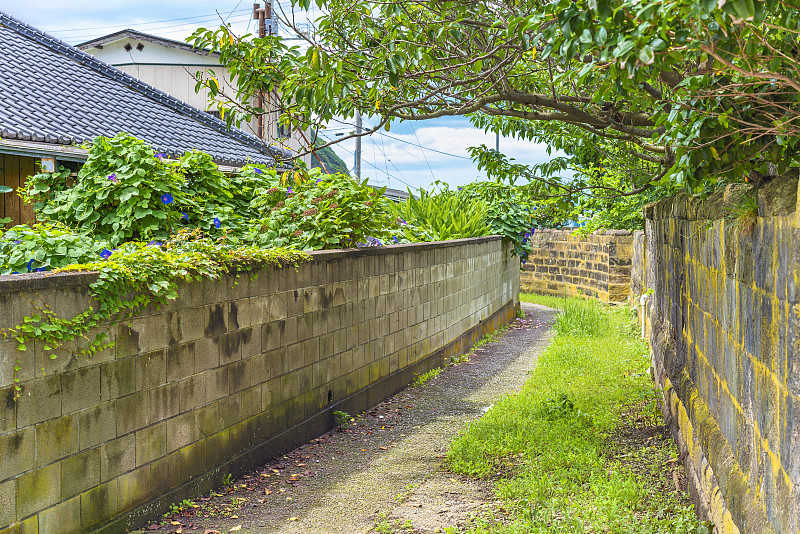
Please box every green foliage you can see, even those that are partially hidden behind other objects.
[726,191,759,235]
[390,186,492,242]
[459,181,538,259]
[248,170,397,249]
[553,299,609,337]
[0,223,108,275]
[411,367,442,387]
[447,301,709,533]
[190,0,800,201]
[333,410,352,428]
[25,134,184,246]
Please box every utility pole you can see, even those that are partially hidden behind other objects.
[252,3,270,139]
[354,113,362,179]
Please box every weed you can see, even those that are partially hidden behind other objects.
[518,292,571,309]
[553,298,608,337]
[372,513,394,533]
[164,499,197,517]
[394,483,418,503]
[447,302,708,533]
[334,409,353,428]
[412,367,442,386]
[726,193,759,235]
[222,473,233,487]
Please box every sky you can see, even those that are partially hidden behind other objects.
[5,1,563,192]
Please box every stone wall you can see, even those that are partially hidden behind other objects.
[0,237,520,534]
[641,173,800,534]
[520,229,633,302]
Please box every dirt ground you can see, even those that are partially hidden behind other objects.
[133,303,557,534]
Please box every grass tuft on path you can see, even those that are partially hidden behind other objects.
[447,296,712,534]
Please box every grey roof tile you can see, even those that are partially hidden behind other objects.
[0,12,288,167]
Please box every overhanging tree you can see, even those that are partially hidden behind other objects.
[190,0,800,196]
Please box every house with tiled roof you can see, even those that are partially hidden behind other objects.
[0,12,291,227]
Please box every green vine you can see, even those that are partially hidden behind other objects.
[1,229,309,397]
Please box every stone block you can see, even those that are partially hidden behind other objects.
[100,434,135,482]
[16,375,61,428]
[80,480,119,531]
[135,350,167,391]
[0,340,35,389]
[37,495,80,534]
[135,422,166,466]
[0,387,15,435]
[16,462,60,518]
[206,366,229,403]
[149,382,180,422]
[78,402,116,450]
[178,374,206,414]
[61,448,100,499]
[0,427,34,481]
[0,478,15,527]
[241,327,261,360]
[166,411,197,453]
[194,402,220,438]
[116,390,149,435]
[204,304,228,338]
[194,336,220,373]
[177,307,206,345]
[116,464,150,511]
[177,440,206,480]
[148,450,180,496]
[100,358,135,402]
[60,366,100,415]
[35,414,78,467]
[246,352,269,387]
[166,342,195,383]
[219,331,242,365]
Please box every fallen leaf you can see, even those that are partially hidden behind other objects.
[264,489,273,495]
[289,517,298,521]
[171,521,182,526]
[147,525,161,531]
[379,446,388,450]
[230,526,242,532]
[230,515,238,519]
[203,531,221,534]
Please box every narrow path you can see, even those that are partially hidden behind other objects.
[139,303,557,534]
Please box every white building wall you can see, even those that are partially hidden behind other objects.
[84,39,311,166]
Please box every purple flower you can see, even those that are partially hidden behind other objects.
[316,179,322,184]
[107,173,117,183]
[155,153,166,161]
[287,187,293,194]
[161,193,173,205]
[148,241,162,247]
[213,217,221,229]
[181,212,188,221]
[254,168,263,174]
[100,248,113,259]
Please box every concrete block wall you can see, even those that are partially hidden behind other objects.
[0,236,520,534]
[641,172,800,534]
[520,229,633,302]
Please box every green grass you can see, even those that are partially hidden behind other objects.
[447,299,710,534]
[519,292,572,309]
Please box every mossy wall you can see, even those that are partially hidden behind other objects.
[640,172,800,534]
[520,229,633,302]
[0,237,520,534]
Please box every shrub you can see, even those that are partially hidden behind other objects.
[554,298,608,337]
[247,171,398,249]
[0,223,108,275]
[390,186,492,241]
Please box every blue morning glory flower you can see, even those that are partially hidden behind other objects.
[108,173,117,183]
[287,187,293,194]
[100,248,112,259]
[254,168,262,174]
[181,212,188,221]
[155,153,166,161]
[316,179,322,184]
[393,236,398,243]
[147,241,162,247]
[26,259,34,271]
[161,193,173,205]
[213,217,221,228]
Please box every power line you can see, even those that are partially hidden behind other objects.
[48,9,252,33]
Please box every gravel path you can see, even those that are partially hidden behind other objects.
[137,303,557,534]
